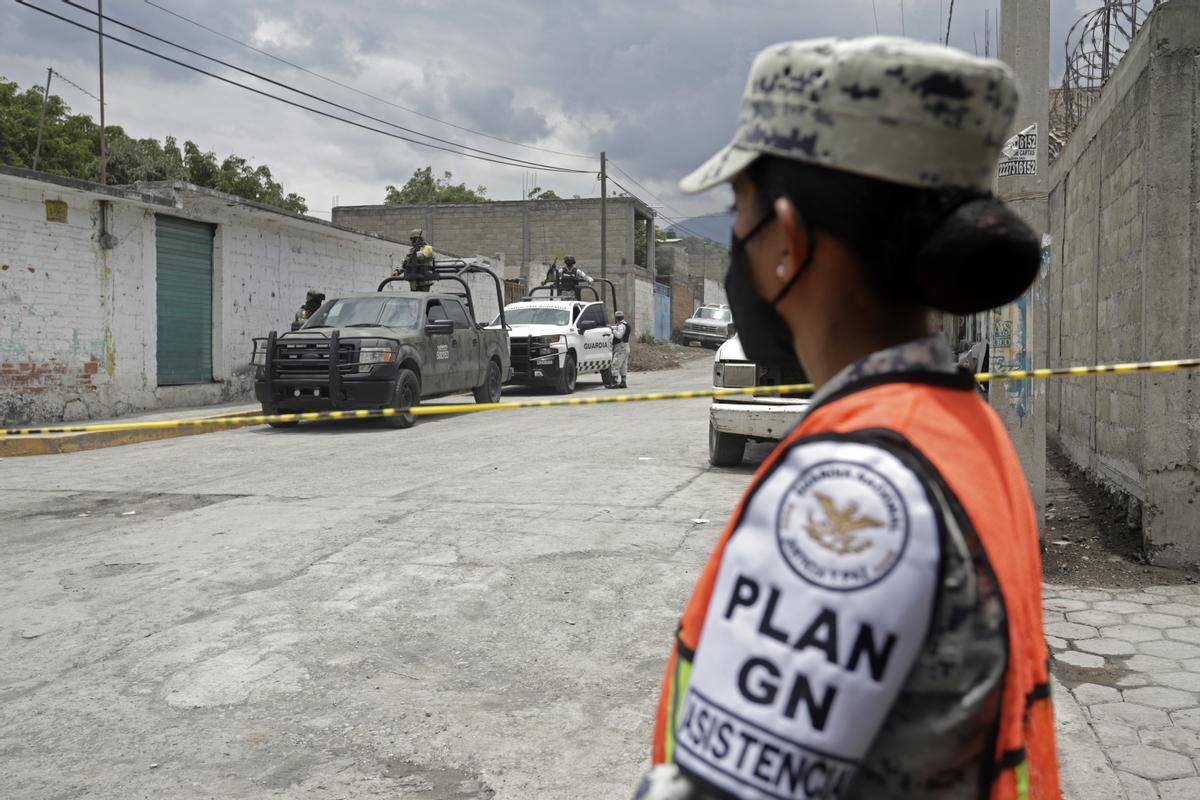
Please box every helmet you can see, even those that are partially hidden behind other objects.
[410,228,424,240]
[564,255,576,266]
[615,310,625,319]
[306,289,325,298]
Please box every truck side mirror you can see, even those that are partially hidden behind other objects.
[425,318,454,336]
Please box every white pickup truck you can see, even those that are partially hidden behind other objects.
[496,299,614,394]
[709,336,812,466]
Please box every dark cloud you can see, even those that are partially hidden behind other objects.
[1,0,1103,218]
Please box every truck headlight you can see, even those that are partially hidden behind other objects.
[358,339,396,372]
[714,361,757,388]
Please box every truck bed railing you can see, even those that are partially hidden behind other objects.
[378,259,509,329]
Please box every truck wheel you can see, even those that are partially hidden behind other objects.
[473,359,503,404]
[385,369,420,429]
[263,404,298,429]
[709,419,746,466]
[556,354,577,395]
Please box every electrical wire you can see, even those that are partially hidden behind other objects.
[140,0,594,160]
[15,1,589,173]
[605,174,717,243]
[58,0,589,173]
[606,164,720,243]
[50,68,102,104]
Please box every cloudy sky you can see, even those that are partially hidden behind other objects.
[2,1,1096,224]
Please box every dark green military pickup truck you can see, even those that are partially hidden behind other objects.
[252,289,510,429]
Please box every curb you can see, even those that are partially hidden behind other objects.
[0,411,260,458]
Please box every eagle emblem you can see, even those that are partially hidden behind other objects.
[805,491,884,555]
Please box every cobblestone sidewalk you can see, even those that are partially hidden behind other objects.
[1046,582,1200,799]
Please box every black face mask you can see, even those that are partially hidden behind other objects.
[725,211,811,368]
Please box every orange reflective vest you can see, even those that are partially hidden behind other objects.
[653,374,1060,799]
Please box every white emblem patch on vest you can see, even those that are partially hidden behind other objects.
[674,439,941,800]
[776,460,909,591]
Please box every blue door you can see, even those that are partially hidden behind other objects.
[653,282,671,341]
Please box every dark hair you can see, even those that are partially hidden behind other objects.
[747,156,1040,314]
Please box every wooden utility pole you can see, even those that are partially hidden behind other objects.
[600,151,608,290]
[32,67,53,172]
[98,0,107,185]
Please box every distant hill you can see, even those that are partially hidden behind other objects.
[663,211,735,247]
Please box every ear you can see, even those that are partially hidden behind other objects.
[774,196,811,279]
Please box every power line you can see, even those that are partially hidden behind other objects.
[605,173,716,243]
[945,0,957,45]
[50,68,101,104]
[58,0,588,174]
[15,1,589,173]
[140,0,594,161]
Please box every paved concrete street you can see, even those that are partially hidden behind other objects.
[1,355,766,799]
[4,353,1199,799]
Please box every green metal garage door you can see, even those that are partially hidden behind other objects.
[156,215,214,385]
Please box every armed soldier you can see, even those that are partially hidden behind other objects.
[399,228,437,291]
[558,255,593,300]
[608,310,631,389]
[294,289,325,327]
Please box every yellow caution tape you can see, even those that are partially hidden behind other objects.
[2,357,1198,438]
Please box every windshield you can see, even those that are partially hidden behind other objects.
[696,307,732,321]
[305,297,421,329]
[499,306,571,326]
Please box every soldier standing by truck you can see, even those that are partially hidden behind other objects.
[608,310,631,389]
[295,289,325,325]
[559,255,594,300]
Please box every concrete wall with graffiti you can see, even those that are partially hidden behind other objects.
[1045,0,1200,565]
[0,169,412,425]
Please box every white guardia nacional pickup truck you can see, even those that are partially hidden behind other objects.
[709,335,813,466]
[495,299,614,394]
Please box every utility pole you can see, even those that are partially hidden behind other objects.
[97,0,107,185]
[995,0,1050,521]
[32,67,53,172]
[600,151,608,295]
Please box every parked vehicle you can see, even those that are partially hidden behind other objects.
[496,299,614,394]
[708,335,812,466]
[252,260,510,429]
[681,304,736,348]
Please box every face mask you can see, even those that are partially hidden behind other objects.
[725,212,810,368]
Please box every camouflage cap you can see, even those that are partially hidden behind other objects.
[679,36,1020,194]
[410,228,423,239]
[306,288,325,297]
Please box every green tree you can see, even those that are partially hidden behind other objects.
[384,166,488,205]
[527,186,560,200]
[0,76,307,213]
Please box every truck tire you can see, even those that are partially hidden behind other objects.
[556,353,577,395]
[473,359,503,404]
[385,369,420,429]
[708,419,746,466]
[263,404,298,429]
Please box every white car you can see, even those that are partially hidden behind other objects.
[709,336,812,466]
[495,299,614,394]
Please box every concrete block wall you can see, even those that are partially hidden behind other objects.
[703,278,727,307]
[671,281,695,341]
[0,178,157,424]
[630,275,654,341]
[333,198,638,280]
[0,175,417,424]
[1047,0,1200,565]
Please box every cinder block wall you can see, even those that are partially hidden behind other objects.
[333,199,635,277]
[1047,0,1200,565]
[0,178,414,424]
